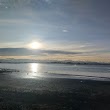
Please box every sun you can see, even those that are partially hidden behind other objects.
[29,42,42,49]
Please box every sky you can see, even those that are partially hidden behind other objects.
[0,0,110,62]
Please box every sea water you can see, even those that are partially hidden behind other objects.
[0,63,110,80]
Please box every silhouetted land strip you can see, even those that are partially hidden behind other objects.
[0,59,110,65]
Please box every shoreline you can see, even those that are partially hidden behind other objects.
[1,68,110,81]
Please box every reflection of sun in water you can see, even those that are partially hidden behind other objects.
[31,63,38,73]
[30,63,39,77]
[19,63,40,79]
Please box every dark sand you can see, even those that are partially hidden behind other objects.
[0,71,110,110]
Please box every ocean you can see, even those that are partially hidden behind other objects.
[0,63,110,81]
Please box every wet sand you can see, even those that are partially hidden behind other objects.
[0,70,110,110]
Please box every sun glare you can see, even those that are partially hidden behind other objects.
[29,42,42,49]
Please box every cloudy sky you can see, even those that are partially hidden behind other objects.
[0,0,110,62]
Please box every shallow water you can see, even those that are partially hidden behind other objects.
[0,63,110,80]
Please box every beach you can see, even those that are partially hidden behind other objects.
[0,73,110,110]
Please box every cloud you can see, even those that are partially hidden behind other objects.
[62,29,68,33]
[0,48,81,56]
[42,50,80,55]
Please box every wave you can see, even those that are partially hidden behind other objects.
[35,72,110,81]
